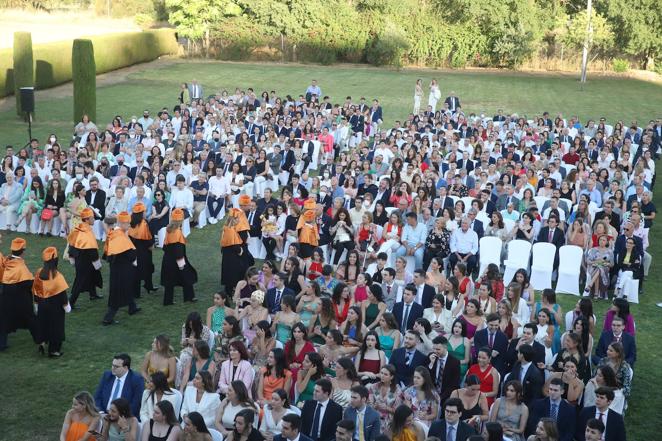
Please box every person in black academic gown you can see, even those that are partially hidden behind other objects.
[0,237,36,350]
[128,202,157,297]
[160,208,198,306]
[33,246,70,357]
[102,212,140,325]
[221,207,251,295]
[67,207,103,306]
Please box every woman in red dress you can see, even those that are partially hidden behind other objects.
[454,262,474,298]
[465,347,500,408]
[306,247,325,282]
[332,282,353,325]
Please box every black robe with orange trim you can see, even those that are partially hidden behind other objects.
[68,222,102,294]
[220,224,252,293]
[33,270,68,345]
[129,220,155,283]
[160,227,197,288]
[103,229,138,309]
[0,256,35,335]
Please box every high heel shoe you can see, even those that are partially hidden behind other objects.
[38,343,46,355]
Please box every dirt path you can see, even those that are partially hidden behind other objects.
[0,57,180,113]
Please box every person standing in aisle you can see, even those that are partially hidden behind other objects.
[0,237,35,351]
[33,246,70,357]
[161,208,198,305]
[67,207,103,307]
[128,202,157,297]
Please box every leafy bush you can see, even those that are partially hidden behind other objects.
[366,26,410,67]
[612,58,629,72]
[72,39,96,123]
[1,30,178,98]
[13,32,33,115]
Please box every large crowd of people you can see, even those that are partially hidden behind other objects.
[0,78,658,441]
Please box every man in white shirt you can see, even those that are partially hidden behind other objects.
[449,217,479,275]
[207,166,229,224]
[169,175,194,217]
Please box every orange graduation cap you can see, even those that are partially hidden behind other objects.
[303,198,316,210]
[80,207,94,219]
[42,246,57,261]
[303,210,316,222]
[239,194,252,206]
[132,202,146,214]
[11,237,26,252]
[171,208,185,222]
[117,211,131,223]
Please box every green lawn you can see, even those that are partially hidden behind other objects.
[0,62,660,440]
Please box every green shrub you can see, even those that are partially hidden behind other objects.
[612,58,629,73]
[72,39,97,123]
[366,26,409,67]
[1,29,178,98]
[13,32,34,116]
[0,47,14,97]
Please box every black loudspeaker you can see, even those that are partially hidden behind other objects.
[20,87,35,113]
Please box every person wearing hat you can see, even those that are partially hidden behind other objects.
[102,212,140,325]
[161,208,198,305]
[221,208,253,295]
[0,238,35,351]
[298,209,319,260]
[68,207,103,307]
[128,202,157,295]
[33,247,70,357]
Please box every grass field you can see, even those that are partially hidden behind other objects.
[0,61,660,440]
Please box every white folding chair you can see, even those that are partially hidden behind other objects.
[534,196,550,211]
[503,240,532,283]
[157,227,167,248]
[209,428,224,441]
[476,211,490,226]
[478,237,503,275]
[366,262,378,276]
[503,218,516,234]
[385,207,398,216]
[461,196,474,213]
[530,242,557,290]
[555,245,583,296]
[247,236,267,259]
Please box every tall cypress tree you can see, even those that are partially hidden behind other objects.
[13,32,34,116]
[72,39,96,123]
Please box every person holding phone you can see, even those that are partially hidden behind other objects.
[60,391,100,441]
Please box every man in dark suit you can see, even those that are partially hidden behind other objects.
[593,316,636,366]
[526,378,575,441]
[613,224,644,273]
[428,335,461,405]
[256,188,276,214]
[392,284,423,332]
[444,92,461,113]
[374,178,391,207]
[357,174,378,199]
[275,413,314,441]
[496,185,520,211]
[535,215,565,269]
[245,200,261,238]
[285,174,307,199]
[85,177,106,221]
[280,143,296,182]
[505,323,546,372]
[265,273,295,315]
[436,186,455,211]
[390,330,427,387]
[332,420,355,441]
[467,209,484,239]
[343,385,381,441]
[509,344,544,407]
[300,379,343,441]
[428,398,477,441]
[473,313,509,374]
[480,189,496,216]
[412,270,435,309]
[94,353,144,417]
[576,387,627,441]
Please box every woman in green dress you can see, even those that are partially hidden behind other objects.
[447,318,471,378]
[309,297,337,346]
[375,312,401,359]
[295,351,325,404]
[296,282,321,328]
[361,284,387,330]
[206,292,235,335]
[271,295,300,345]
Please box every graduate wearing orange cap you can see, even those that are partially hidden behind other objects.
[67,207,103,307]
[102,212,140,325]
[33,247,69,357]
[0,237,36,351]
[128,202,157,295]
[220,207,254,295]
[161,208,198,305]
[298,209,319,259]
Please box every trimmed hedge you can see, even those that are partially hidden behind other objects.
[72,39,97,123]
[0,29,178,98]
[13,32,33,115]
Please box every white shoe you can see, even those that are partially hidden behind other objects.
[209,218,218,224]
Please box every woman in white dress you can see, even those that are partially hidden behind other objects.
[428,79,441,113]
[413,79,424,115]
[259,388,300,438]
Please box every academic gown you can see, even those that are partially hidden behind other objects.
[68,223,102,295]
[160,228,198,289]
[0,256,35,335]
[104,229,138,309]
[220,225,252,293]
[33,270,68,349]
[129,220,155,289]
